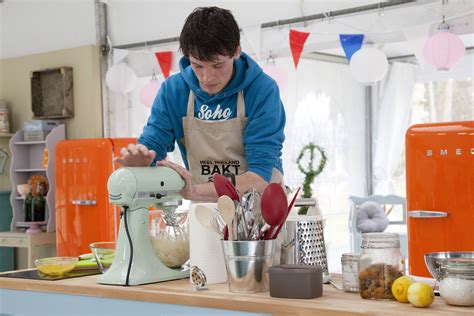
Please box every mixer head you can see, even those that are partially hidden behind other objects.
[107,166,185,209]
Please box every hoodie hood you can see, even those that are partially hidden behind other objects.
[179,52,263,102]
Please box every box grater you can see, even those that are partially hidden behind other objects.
[279,215,331,282]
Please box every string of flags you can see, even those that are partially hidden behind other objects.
[106,18,466,104]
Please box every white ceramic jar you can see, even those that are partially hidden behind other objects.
[439,260,474,306]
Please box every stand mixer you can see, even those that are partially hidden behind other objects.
[98,166,188,286]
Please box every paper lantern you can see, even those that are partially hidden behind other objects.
[423,30,465,71]
[262,64,288,92]
[349,46,388,84]
[139,79,162,108]
[105,63,137,94]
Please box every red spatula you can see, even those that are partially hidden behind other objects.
[260,183,288,240]
[271,187,300,239]
[213,174,239,201]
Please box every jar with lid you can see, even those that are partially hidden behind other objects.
[342,253,360,293]
[0,101,10,134]
[358,232,405,300]
[439,260,474,306]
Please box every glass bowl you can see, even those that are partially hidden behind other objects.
[34,257,78,276]
[424,251,474,278]
[89,242,116,273]
[149,210,189,269]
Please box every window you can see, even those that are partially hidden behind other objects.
[393,78,474,196]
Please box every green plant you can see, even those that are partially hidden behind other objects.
[296,143,327,215]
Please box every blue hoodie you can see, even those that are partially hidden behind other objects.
[138,52,285,182]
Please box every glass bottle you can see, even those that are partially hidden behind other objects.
[358,232,405,300]
[23,182,33,222]
[341,253,360,293]
[439,260,474,306]
[32,183,46,222]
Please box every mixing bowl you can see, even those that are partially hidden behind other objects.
[34,257,78,276]
[149,210,189,269]
[90,242,116,273]
[424,251,474,278]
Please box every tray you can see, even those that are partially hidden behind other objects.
[0,269,100,281]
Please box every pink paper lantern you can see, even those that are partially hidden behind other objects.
[423,31,465,71]
[139,80,162,108]
[262,64,288,93]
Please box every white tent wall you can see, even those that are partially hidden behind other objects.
[0,1,97,59]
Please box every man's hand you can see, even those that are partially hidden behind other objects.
[156,160,196,200]
[114,144,156,167]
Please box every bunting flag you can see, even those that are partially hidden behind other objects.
[339,34,364,61]
[289,30,310,69]
[155,51,173,79]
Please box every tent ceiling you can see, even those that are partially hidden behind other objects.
[110,0,474,60]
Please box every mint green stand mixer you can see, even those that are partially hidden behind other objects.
[98,166,189,286]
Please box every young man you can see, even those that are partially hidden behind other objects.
[115,7,286,201]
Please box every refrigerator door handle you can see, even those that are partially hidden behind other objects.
[408,211,448,218]
[72,200,97,206]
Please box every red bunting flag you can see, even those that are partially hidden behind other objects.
[155,51,173,79]
[289,30,310,69]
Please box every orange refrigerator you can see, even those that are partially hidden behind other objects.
[55,138,136,256]
[406,121,474,277]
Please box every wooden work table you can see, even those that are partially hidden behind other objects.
[0,272,472,315]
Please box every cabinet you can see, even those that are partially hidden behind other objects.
[8,125,65,232]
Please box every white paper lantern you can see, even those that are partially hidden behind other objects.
[106,63,137,94]
[349,46,388,84]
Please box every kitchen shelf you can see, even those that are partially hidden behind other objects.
[9,125,65,233]
[14,141,46,145]
[14,168,47,172]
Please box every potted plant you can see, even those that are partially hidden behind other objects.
[296,142,327,215]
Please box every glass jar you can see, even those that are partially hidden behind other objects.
[341,253,360,293]
[149,209,189,269]
[439,260,474,306]
[358,233,405,300]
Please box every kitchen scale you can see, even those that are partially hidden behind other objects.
[98,166,189,286]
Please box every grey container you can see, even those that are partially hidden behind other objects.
[221,239,275,293]
[269,264,323,299]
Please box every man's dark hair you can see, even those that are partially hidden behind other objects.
[179,7,240,61]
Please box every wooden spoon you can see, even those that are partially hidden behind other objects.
[217,195,236,240]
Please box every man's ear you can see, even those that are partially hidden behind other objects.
[234,46,241,59]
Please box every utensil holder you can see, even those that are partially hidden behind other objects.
[220,239,275,293]
[280,215,330,282]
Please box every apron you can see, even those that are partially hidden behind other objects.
[182,90,283,185]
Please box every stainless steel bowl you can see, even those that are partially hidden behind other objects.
[424,251,474,278]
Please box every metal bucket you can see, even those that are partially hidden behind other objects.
[280,216,330,282]
[220,240,275,293]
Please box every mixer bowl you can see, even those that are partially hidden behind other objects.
[149,209,189,269]
[424,251,474,278]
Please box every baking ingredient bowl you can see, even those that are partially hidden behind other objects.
[34,257,78,276]
[17,184,30,197]
[424,251,474,278]
[90,242,116,273]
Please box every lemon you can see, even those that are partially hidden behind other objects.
[392,276,416,303]
[407,282,435,308]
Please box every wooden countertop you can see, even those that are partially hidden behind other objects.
[0,272,472,315]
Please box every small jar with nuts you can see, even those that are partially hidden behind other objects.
[358,233,405,300]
